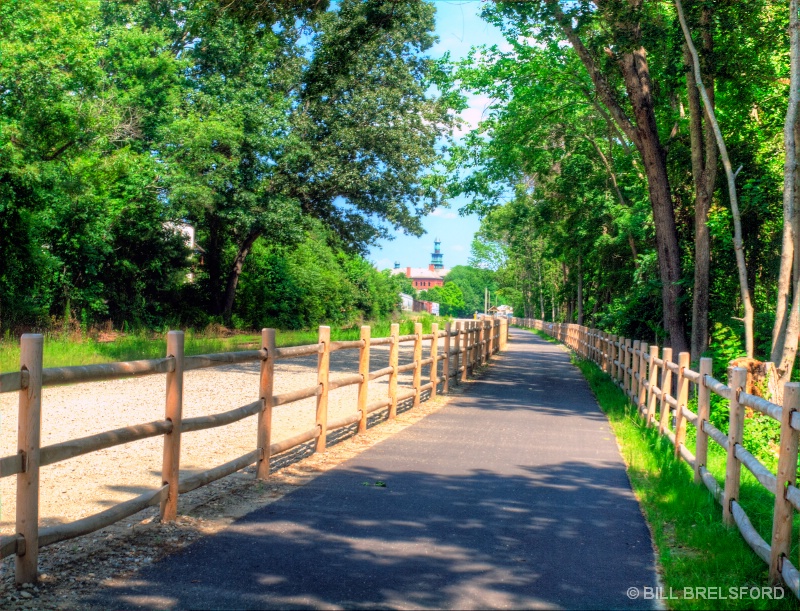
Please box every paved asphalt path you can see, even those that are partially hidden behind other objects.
[89,328,658,610]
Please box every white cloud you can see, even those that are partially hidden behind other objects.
[431,208,458,219]
[451,245,465,252]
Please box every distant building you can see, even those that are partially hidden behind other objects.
[164,222,204,283]
[391,239,450,290]
[399,293,414,311]
[490,304,514,318]
[430,238,444,269]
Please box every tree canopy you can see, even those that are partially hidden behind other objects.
[0,0,455,331]
[450,0,800,381]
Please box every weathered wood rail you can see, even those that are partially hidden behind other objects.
[515,317,800,599]
[0,317,508,584]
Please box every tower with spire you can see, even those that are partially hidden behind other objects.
[430,238,444,270]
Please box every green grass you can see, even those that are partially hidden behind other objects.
[527,326,794,610]
[578,357,795,610]
[0,315,449,372]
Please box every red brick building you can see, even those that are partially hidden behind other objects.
[390,240,449,290]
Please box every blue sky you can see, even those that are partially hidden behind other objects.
[367,1,506,271]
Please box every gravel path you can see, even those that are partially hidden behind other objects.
[1,338,453,532]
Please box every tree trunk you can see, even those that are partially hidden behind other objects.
[772,0,800,371]
[221,230,261,323]
[684,10,717,361]
[676,0,753,357]
[619,48,689,353]
[206,220,225,316]
[773,0,800,386]
[547,0,689,352]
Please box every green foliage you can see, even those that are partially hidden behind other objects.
[706,323,747,378]
[234,227,404,330]
[443,265,503,316]
[523,321,796,609]
[575,354,794,611]
[447,0,794,365]
[0,0,454,332]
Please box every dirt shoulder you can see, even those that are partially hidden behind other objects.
[0,374,483,611]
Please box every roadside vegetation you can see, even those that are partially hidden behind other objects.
[529,327,795,610]
[0,0,455,335]
[0,313,448,372]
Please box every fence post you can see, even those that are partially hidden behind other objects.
[501,318,504,350]
[658,348,673,435]
[611,335,618,382]
[723,366,748,526]
[389,323,399,419]
[413,322,422,408]
[454,322,462,385]
[468,321,475,373]
[476,320,483,366]
[161,330,184,522]
[598,331,604,370]
[358,326,370,434]
[594,329,599,364]
[586,327,591,361]
[477,321,482,367]
[316,326,331,452]
[631,340,641,405]
[623,338,631,393]
[479,320,485,365]
[257,328,276,480]
[478,319,489,367]
[770,383,800,583]
[586,327,595,363]
[461,321,469,383]
[646,345,660,426]
[674,352,690,458]
[467,321,475,377]
[479,321,485,365]
[443,322,451,394]
[488,319,494,360]
[638,343,649,414]
[430,323,439,399]
[694,357,713,482]
[16,334,43,585]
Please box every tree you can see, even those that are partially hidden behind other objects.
[676,0,754,358]
[0,0,190,330]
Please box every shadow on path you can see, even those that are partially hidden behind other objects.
[87,329,658,610]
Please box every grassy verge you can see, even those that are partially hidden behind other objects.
[527,327,794,610]
[577,357,794,610]
[0,315,449,372]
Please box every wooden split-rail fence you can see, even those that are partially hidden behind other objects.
[0,317,509,584]
[514,317,800,598]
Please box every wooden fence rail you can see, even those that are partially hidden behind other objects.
[0,317,509,584]
[514,317,800,599]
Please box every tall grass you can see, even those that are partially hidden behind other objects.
[0,315,450,372]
